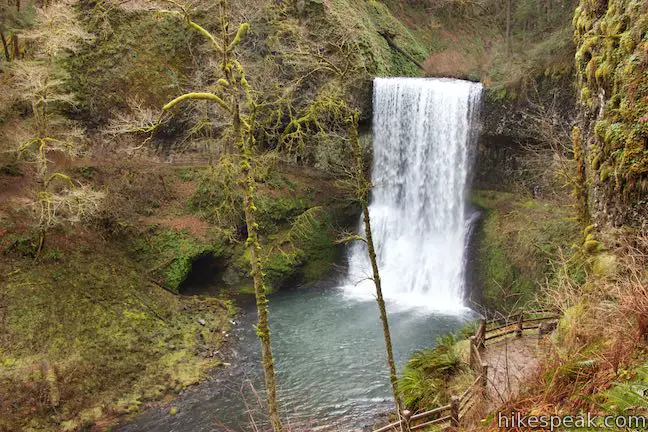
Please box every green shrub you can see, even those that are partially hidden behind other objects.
[399,334,465,410]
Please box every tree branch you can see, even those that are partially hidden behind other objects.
[163,92,230,111]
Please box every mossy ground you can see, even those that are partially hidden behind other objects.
[321,0,429,77]
[0,224,233,432]
[68,6,197,127]
[471,189,580,313]
[0,156,351,430]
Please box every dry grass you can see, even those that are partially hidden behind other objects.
[476,227,648,430]
[423,49,479,79]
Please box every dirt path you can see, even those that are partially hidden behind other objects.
[481,335,543,410]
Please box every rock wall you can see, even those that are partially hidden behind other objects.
[473,77,576,193]
[573,0,648,227]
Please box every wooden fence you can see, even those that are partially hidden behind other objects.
[371,309,559,432]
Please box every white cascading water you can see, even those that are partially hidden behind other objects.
[344,77,483,313]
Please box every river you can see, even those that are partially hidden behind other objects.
[117,285,475,432]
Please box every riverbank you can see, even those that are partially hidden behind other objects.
[116,281,475,432]
[0,155,359,431]
[114,295,260,432]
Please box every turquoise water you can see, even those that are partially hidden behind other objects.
[118,285,473,431]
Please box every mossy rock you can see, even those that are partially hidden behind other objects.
[574,0,648,225]
[591,252,618,278]
[131,228,228,293]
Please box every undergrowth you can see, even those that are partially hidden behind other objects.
[479,228,648,429]
[472,190,580,313]
[399,329,474,412]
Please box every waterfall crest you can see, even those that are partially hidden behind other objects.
[343,78,483,313]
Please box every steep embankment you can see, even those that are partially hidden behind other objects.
[470,191,579,312]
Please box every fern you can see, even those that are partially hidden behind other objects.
[288,206,324,244]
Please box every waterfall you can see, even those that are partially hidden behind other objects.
[344,77,483,312]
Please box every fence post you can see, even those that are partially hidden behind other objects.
[469,336,477,369]
[481,363,489,399]
[402,409,411,432]
[516,312,524,337]
[478,319,486,348]
[450,396,460,428]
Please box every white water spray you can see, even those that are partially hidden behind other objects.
[343,78,483,313]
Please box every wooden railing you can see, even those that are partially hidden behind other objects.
[371,309,559,432]
[372,370,487,432]
[473,309,560,350]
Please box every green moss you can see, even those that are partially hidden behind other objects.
[67,7,197,126]
[583,224,596,237]
[291,209,336,281]
[583,239,602,254]
[131,228,227,293]
[0,233,232,431]
[600,163,614,182]
[257,206,336,289]
[472,190,579,312]
[555,303,586,346]
[591,252,618,277]
[574,0,648,222]
[595,59,613,84]
[256,195,308,234]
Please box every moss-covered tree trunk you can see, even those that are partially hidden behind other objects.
[161,1,283,429]
[220,3,282,428]
[236,109,283,432]
[349,112,403,418]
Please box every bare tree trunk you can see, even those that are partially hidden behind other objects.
[349,112,404,419]
[11,34,18,59]
[12,0,20,59]
[0,30,10,62]
[505,0,512,55]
